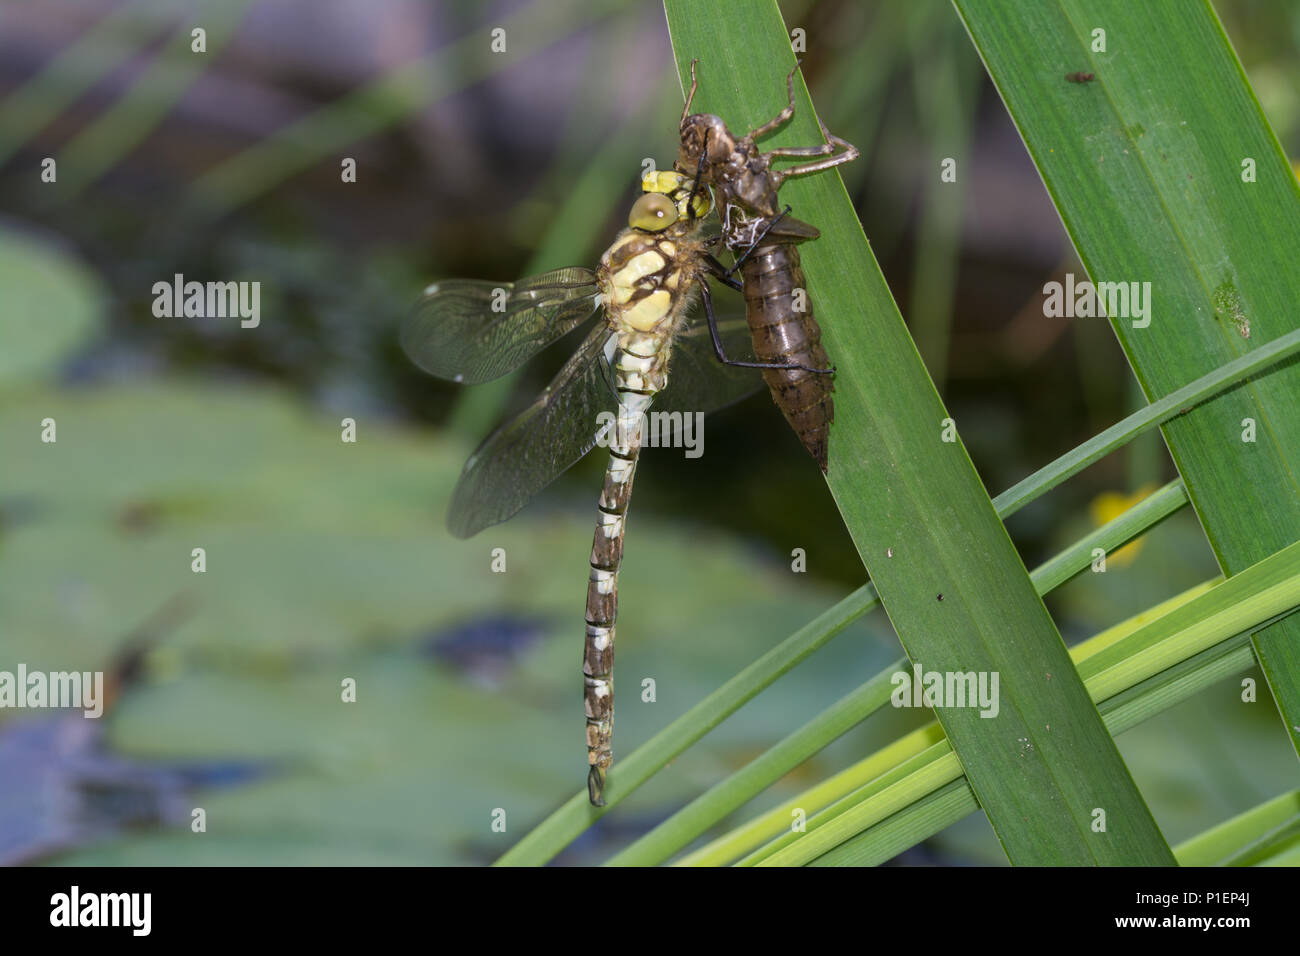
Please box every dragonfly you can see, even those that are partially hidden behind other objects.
[676,60,859,472]
[403,167,806,805]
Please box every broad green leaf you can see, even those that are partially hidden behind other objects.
[955,0,1300,769]
[660,0,1172,865]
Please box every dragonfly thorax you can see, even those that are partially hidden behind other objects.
[599,229,704,338]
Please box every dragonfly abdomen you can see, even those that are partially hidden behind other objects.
[741,243,835,472]
[584,378,659,806]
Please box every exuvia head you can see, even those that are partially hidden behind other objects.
[677,113,736,174]
[675,59,741,180]
[628,169,710,232]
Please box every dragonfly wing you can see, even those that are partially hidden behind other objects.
[402,267,601,384]
[658,312,763,416]
[448,325,618,538]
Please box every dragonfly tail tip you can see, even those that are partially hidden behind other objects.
[587,765,607,807]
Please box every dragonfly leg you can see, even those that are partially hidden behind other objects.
[768,122,860,186]
[682,126,710,223]
[681,58,699,125]
[750,60,801,140]
[702,252,743,292]
[698,279,832,373]
[766,143,837,159]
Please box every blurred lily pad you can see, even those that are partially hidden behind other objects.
[0,223,104,384]
[0,381,894,864]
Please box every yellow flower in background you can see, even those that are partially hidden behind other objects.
[1089,483,1160,567]
[1294,160,1300,181]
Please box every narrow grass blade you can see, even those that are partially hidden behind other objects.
[1081,540,1300,700]
[494,580,878,865]
[812,637,1259,867]
[52,1,256,199]
[605,661,907,867]
[1175,788,1300,866]
[755,550,1300,866]
[184,0,629,217]
[683,572,1224,866]
[906,17,983,388]
[992,327,1300,516]
[609,479,1186,866]
[0,0,176,166]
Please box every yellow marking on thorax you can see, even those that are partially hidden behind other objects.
[598,225,702,341]
[609,248,666,305]
[621,289,673,332]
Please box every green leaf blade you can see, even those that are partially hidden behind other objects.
[955,0,1300,763]
[664,0,1173,865]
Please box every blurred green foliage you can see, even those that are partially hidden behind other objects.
[1,0,1297,865]
[0,228,104,384]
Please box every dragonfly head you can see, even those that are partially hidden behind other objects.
[630,170,711,232]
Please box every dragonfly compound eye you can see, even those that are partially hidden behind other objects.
[628,192,679,232]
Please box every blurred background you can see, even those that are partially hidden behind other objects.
[1,0,1297,865]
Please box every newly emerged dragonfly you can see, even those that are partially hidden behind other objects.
[677,61,859,471]
[404,168,796,804]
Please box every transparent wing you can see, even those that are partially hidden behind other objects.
[448,324,618,538]
[657,311,763,416]
[402,268,601,384]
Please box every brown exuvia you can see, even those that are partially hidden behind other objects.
[676,60,858,472]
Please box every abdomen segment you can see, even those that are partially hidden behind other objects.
[741,244,835,471]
